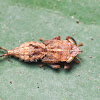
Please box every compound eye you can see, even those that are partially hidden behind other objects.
[66,36,77,45]
[66,57,74,63]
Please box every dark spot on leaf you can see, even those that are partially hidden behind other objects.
[10,81,12,84]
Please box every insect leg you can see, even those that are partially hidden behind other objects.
[73,60,80,63]
[74,57,81,63]
[39,64,45,68]
[40,36,61,42]
[48,63,60,69]
[40,36,61,45]
[52,36,61,40]
[64,62,70,69]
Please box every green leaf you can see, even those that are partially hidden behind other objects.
[0,0,100,100]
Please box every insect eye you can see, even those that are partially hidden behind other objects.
[67,37,77,45]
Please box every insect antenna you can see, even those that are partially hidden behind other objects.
[75,57,81,62]
[77,43,83,47]
[0,54,8,57]
[0,47,8,57]
[0,47,7,52]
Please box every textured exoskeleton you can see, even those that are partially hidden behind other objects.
[0,36,83,69]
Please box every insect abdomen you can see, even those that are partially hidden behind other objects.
[7,42,46,61]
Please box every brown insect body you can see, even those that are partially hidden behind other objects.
[0,36,83,69]
[7,42,46,62]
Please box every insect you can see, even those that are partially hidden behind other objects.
[0,36,83,69]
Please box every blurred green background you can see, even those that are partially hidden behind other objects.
[0,0,100,100]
